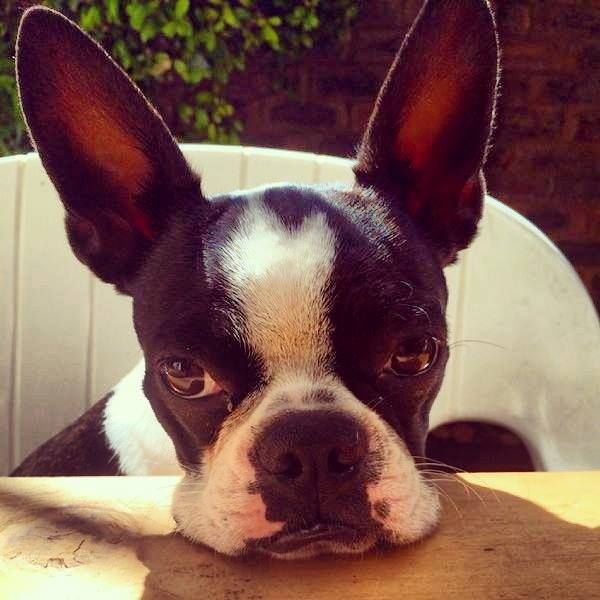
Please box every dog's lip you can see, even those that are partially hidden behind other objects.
[251,522,360,554]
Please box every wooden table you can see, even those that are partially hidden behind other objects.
[1,473,599,599]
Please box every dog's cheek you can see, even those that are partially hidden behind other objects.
[366,431,441,544]
[171,427,284,555]
[372,369,446,457]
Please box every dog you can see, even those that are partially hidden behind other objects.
[11,0,499,559]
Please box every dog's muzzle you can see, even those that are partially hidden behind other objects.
[247,410,381,554]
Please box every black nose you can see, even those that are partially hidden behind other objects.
[253,411,369,491]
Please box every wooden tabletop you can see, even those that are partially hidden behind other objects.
[1,473,599,599]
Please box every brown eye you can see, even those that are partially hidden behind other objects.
[384,336,440,376]
[160,358,221,399]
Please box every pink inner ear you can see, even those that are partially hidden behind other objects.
[123,202,154,239]
[394,72,462,174]
[42,51,154,238]
[390,6,485,194]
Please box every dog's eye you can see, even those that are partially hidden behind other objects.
[160,358,221,399]
[384,336,439,376]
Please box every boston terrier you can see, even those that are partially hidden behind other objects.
[11,0,499,559]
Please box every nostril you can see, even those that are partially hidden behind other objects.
[254,411,370,487]
[275,451,303,480]
[328,445,363,476]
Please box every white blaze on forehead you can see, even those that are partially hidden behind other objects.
[220,200,336,376]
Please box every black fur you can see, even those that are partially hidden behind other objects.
[11,394,120,476]
[13,0,499,554]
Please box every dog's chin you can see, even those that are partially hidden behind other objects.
[247,523,378,560]
[245,517,442,560]
[247,481,442,560]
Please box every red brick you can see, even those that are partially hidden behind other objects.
[579,43,600,70]
[531,74,600,105]
[499,107,565,140]
[499,70,534,106]
[270,100,346,129]
[558,242,600,267]
[532,4,600,39]
[575,111,600,143]
[354,28,405,60]
[357,1,406,28]
[319,135,358,159]
[401,0,423,22]
[349,101,375,133]
[496,1,532,35]
[316,69,381,98]
[502,42,577,72]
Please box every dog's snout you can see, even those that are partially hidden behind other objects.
[254,411,368,488]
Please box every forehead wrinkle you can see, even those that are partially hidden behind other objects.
[219,200,336,377]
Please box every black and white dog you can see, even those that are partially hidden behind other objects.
[12,0,499,559]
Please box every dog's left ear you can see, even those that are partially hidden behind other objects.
[16,7,202,290]
[354,0,499,266]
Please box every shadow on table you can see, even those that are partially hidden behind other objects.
[1,478,598,599]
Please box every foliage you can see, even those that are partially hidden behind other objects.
[0,0,358,156]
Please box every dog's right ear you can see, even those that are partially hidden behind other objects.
[16,7,203,290]
[354,0,499,266]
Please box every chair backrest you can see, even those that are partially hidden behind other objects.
[1,144,599,474]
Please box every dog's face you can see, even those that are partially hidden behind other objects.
[16,0,498,558]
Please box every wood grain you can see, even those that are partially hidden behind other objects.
[1,472,599,599]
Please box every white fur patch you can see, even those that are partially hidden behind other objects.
[103,360,181,476]
[219,198,337,376]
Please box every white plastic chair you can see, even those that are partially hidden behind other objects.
[1,144,599,475]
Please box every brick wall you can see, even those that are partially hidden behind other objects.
[229,0,600,314]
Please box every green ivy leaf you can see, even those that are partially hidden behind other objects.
[0,0,359,156]
[194,108,209,129]
[80,5,102,31]
[173,59,189,80]
[195,91,213,104]
[235,7,251,22]
[222,4,238,28]
[161,21,178,38]
[188,67,205,84]
[178,103,193,123]
[261,25,280,50]
[140,21,158,43]
[175,20,193,37]
[204,7,219,21]
[112,39,132,69]
[207,122,217,141]
[199,30,217,52]
[149,52,172,76]
[305,13,319,30]
[174,0,189,19]
[126,3,146,32]
[104,0,120,24]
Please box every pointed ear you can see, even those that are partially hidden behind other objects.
[354,0,499,265]
[16,7,202,289]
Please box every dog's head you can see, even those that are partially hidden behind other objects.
[16,0,498,558]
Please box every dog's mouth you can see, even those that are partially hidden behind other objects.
[249,522,365,555]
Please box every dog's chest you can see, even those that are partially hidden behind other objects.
[104,361,181,475]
